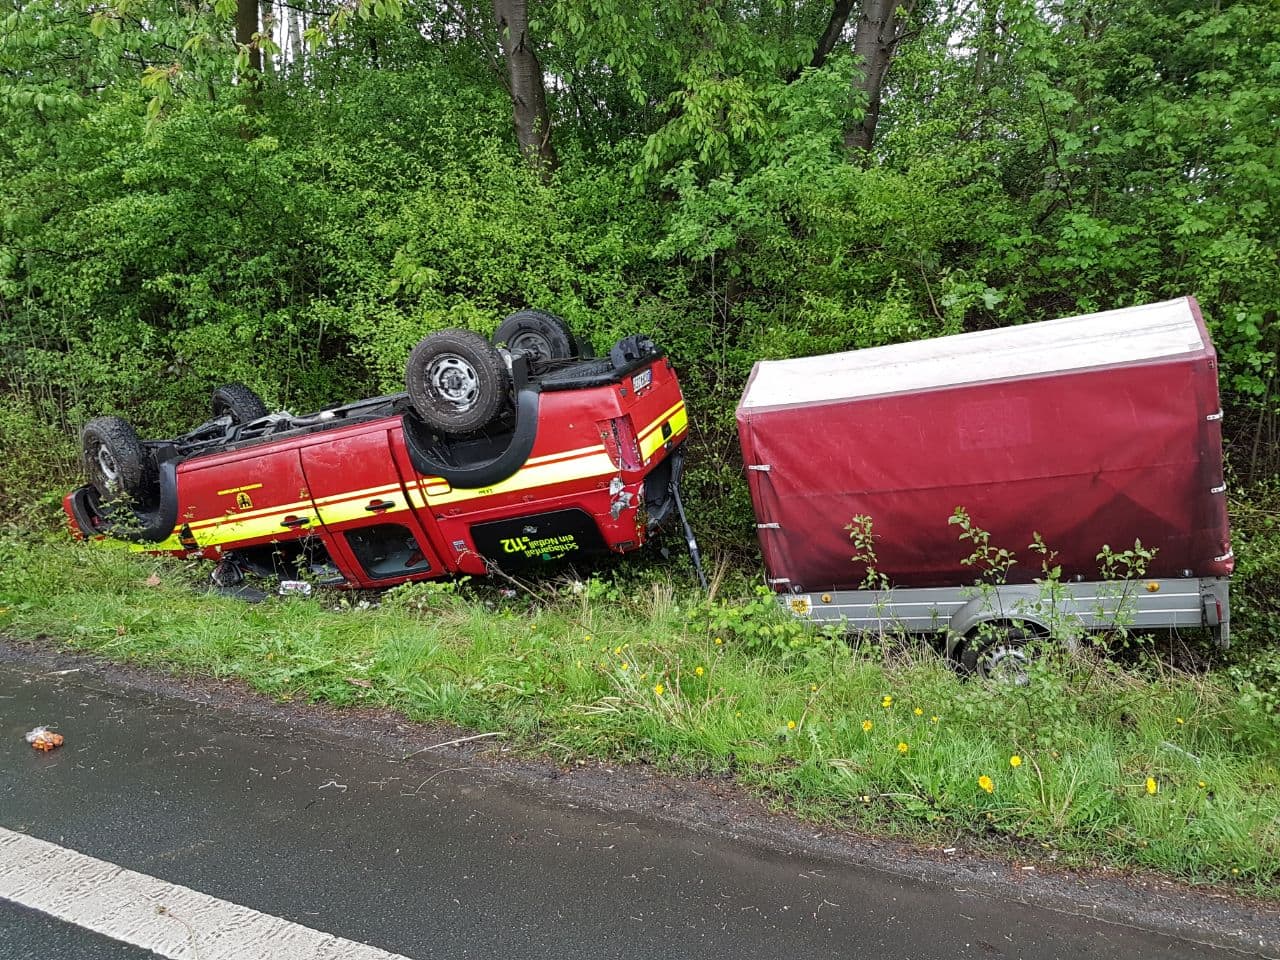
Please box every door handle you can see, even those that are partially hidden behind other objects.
[280,515,311,529]
[364,499,395,512]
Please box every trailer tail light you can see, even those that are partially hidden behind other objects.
[600,416,642,470]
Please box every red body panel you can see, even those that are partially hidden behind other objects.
[737,306,1232,593]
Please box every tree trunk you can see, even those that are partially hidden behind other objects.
[260,0,274,76]
[288,5,304,67]
[809,0,857,71]
[492,0,556,179]
[236,0,262,74]
[845,0,913,154]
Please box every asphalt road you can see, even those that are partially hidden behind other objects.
[0,660,1260,959]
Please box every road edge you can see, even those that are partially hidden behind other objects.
[2,637,1275,958]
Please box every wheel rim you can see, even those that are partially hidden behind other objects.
[507,330,553,360]
[95,444,121,489]
[428,353,480,412]
[979,644,1031,686]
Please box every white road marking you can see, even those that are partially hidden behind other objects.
[0,827,413,959]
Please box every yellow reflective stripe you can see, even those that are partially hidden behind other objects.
[415,450,618,507]
[637,399,685,441]
[315,495,409,527]
[638,403,688,460]
[187,497,309,531]
[196,509,318,545]
[525,443,606,466]
[312,481,401,508]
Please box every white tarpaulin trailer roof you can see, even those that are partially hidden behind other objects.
[740,297,1209,409]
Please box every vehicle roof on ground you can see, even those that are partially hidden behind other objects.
[739,296,1210,410]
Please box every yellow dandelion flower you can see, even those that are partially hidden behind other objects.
[620,662,629,671]
[897,742,909,754]
[614,646,622,655]
[861,795,871,804]
[714,637,723,645]
[913,707,923,717]
[1231,868,1240,875]
[654,683,664,696]
[1146,777,1158,795]
[861,719,873,733]
[810,684,818,692]
[584,635,592,642]
[1198,780,1207,789]
[695,666,705,677]
[1175,717,1185,725]
[787,720,797,730]
[931,715,940,724]
[881,695,893,709]
[978,775,995,794]
[1010,755,1022,768]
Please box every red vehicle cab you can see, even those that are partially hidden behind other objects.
[64,316,690,590]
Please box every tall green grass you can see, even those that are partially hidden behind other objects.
[1,536,1276,892]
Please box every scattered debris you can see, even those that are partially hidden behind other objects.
[345,677,373,689]
[398,731,504,762]
[25,727,65,751]
[278,580,313,597]
[145,573,162,587]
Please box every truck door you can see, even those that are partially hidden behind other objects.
[179,447,320,554]
[298,426,444,587]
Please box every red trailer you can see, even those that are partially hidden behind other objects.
[737,297,1232,669]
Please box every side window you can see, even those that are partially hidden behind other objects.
[344,524,432,580]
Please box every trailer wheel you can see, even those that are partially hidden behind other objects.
[960,623,1039,685]
[212,383,268,424]
[492,310,577,361]
[406,329,508,434]
[81,416,155,503]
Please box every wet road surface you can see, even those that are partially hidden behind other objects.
[0,661,1260,959]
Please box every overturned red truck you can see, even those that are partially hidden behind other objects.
[65,312,690,590]
[737,296,1232,672]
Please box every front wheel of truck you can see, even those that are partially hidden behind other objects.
[81,416,155,504]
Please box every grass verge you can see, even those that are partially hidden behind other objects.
[1,536,1277,894]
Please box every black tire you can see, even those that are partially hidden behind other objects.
[81,416,154,502]
[492,309,577,361]
[212,383,268,423]
[959,623,1037,685]
[406,329,508,434]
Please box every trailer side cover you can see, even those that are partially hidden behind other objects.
[736,297,1232,591]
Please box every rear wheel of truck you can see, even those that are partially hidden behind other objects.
[212,383,268,424]
[406,329,508,434]
[81,416,154,503]
[492,310,578,361]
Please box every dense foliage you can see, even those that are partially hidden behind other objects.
[2,0,1277,554]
